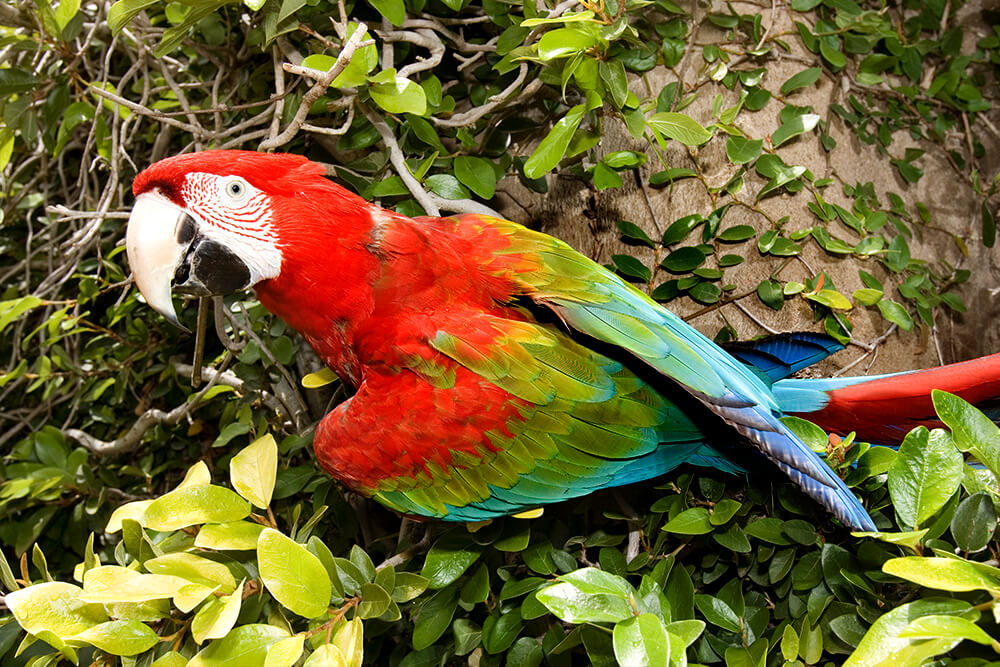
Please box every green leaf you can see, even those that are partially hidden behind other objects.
[843,599,979,666]
[592,162,622,190]
[6,582,107,638]
[662,215,704,244]
[482,610,522,654]
[717,224,755,242]
[725,136,763,164]
[391,572,430,602]
[265,635,305,667]
[331,24,379,88]
[537,27,600,61]
[357,583,391,619]
[688,282,721,304]
[900,614,996,646]
[852,287,883,306]
[145,552,236,593]
[424,174,470,200]
[0,296,44,333]
[661,246,705,272]
[333,617,364,666]
[69,620,158,656]
[558,568,633,598]
[230,434,277,509]
[413,587,460,650]
[536,581,632,623]
[453,156,497,199]
[616,220,655,247]
[369,73,427,115]
[257,529,332,618]
[649,168,698,185]
[107,0,160,34]
[367,0,404,25]
[421,532,483,589]
[195,521,265,550]
[771,113,820,147]
[191,584,243,644]
[883,557,1000,594]
[603,150,646,170]
[757,279,784,310]
[647,112,713,146]
[805,289,853,310]
[662,507,713,534]
[143,485,251,531]
[888,427,963,528]
[303,644,348,666]
[524,104,586,179]
[780,67,822,95]
[877,299,913,331]
[599,60,628,108]
[950,492,997,552]
[188,624,290,667]
[693,594,741,633]
[982,201,996,248]
[932,390,1000,476]
[611,255,651,282]
[613,614,671,666]
[892,158,923,183]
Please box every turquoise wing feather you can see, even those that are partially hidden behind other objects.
[475,217,876,531]
[369,312,722,522]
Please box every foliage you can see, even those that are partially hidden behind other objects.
[6,394,1000,666]
[2,0,1000,665]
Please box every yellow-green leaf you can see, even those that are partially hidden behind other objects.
[195,521,266,550]
[69,620,158,656]
[258,529,333,618]
[302,368,339,388]
[231,434,278,509]
[192,582,244,644]
[6,582,107,638]
[144,485,250,531]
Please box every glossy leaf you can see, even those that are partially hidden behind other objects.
[230,434,277,509]
[647,112,712,146]
[613,614,671,667]
[188,624,290,667]
[524,104,586,179]
[143,485,250,531]
[888,427,963,527]
[257,529,332,618]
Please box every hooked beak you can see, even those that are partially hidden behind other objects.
[126,192,252,329]
[126,193,191,328]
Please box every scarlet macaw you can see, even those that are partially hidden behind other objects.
[123,151,1000,531]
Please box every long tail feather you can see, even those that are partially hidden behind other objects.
[774,352,1000,444]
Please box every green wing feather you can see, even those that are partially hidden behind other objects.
[369,313,709,521]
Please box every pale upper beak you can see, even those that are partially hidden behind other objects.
[126,192,191,328]
[126,191,254,329]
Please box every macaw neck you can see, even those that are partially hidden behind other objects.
[252,199,385,385]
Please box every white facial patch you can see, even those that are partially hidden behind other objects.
[180,172,283,284]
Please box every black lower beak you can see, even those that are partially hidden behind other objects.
[174,236,253,297]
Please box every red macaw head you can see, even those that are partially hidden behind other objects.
[126,150,372,327]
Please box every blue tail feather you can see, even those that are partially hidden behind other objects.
[723,333,844,384]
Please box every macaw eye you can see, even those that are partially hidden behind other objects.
[222,178,249,202]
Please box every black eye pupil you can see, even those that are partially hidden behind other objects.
[229,182,243,196]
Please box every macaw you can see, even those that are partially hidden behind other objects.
[123,151,1000,531]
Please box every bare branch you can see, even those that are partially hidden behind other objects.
[360,104,441,217]
[432,64,542,128]
[258,25,370,151]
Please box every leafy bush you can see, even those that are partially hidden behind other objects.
[5,391,1000,666]
[2,0,1000,664]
